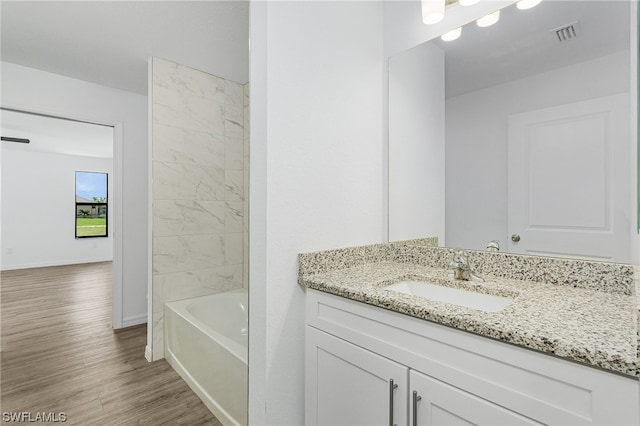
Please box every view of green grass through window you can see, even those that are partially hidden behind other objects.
[75,171,108,238]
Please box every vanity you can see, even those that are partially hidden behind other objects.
[299,242,640,425]
[300,0,640,424]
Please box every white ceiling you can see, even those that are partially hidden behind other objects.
[432,0,630,98]
[0,0,250,95]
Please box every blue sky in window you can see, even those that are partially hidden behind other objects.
[76,171,107,200]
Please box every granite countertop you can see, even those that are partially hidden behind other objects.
[300,259,640,377]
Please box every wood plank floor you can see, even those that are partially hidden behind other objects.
[1,262,222,425]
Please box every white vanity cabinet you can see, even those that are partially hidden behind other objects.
[307,327,408,426]
[307,327,540,426]
[305,289,640,426]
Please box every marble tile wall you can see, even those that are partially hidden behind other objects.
[151,57,248,360]
[243,83,249,288]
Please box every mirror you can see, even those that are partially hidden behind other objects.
[389,0,635,263]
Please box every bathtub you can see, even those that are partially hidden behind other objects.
[164,289,248,426]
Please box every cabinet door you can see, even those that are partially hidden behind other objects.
[306,326,408,426]
[409,370,541,426]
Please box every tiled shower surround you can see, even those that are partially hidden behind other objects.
[151,57,248,360]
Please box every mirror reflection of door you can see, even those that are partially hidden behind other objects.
[507,94,630,262]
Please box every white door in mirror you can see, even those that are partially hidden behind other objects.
[507,94,630,262]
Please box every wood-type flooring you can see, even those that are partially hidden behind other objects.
[1,262,222,425]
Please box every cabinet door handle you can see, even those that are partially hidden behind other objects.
[389,379,398,426]
[412,390,422,426]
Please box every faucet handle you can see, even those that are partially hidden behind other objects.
[449,249,483,282]
[453,249,469,264]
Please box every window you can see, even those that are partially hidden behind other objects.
[75,171,108,238]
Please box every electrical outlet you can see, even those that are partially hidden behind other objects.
[6,247,14,255]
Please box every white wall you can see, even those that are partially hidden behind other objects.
[1,149,113,268]
[1,61,148,327]
[445,51,630,251]
[389,41,445,242]
[249,2,384,424]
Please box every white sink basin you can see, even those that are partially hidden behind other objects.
[385,280,513,313]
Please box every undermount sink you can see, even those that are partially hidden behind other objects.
[385,280,513,313]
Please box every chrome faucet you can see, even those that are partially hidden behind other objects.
[486,240,500,252]
[448,250,484,282]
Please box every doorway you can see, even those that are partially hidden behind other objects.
[0,108,122,327]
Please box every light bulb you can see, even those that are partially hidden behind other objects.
[422,0,445,25]
[476,10,500,27]
[441,27,462,41]
[517,0,542,10]
[459,0,481,6]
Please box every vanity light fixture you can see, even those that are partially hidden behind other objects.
[424,0,537,29]
[422,0,445,24]
[516,0,542,10]
[441,27,462,41]
[477,10,500,27]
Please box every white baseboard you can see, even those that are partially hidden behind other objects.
[145,345,153,362]
[1,257,113,271]
[122,313,147,328]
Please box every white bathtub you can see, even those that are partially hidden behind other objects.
[164,289,248,426]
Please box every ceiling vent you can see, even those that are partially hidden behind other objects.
[551,21,581,43]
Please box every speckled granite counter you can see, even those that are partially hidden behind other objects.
[299,242,640,378]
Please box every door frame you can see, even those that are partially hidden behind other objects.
[1,104,124,329]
